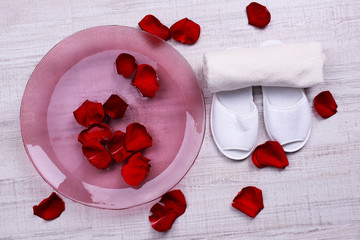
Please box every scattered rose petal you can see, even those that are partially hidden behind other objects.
[107,131,133,163]
[82,139,112,169]
[121,152,150,186]
[160,190,187,217]
[232,186,264,218]
[33,192,65,220]
[149,189,187,232]
[125,122,152,152]
[132,64,160,98]
[78,123,112,144]
[73,100,105,127]
[252,141,289,169]
[170,18,200,44]
[139,15,170,41]
[314,91,338,118]
[115,53,137,78]
[103,94,128,119]
[246,2,271,28]
[149,203,178,232]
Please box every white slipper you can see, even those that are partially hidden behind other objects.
[261,40,312,152]
[210,87,258,160]
[262,87,311,152]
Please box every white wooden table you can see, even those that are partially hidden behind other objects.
[1,1,359,239]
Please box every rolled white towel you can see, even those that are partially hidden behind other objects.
[203,42,325,93]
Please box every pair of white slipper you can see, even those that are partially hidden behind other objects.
[211,86,311,160]
[210,41,312,160]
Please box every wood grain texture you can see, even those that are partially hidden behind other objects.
[0,0,359,239]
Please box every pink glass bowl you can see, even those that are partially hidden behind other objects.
[20,26,205,209]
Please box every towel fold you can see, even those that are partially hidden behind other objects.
[203,42,325,93]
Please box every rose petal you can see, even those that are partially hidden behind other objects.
[148,190,187,232]
[103,94,128,119]
[149,203,178,232]
[78,123,112,144]
[139,15,170,41]
[82,139,112,169]
[160,190,187,217]
[107,130,133,163]
[170,18,200,44]
[121,152,150,186]
[132,64,160,98]
[251,145,267,168]
[252,141,289,169]
[115,53,137,78]
[125,122,152,152]
[246,2,271,28]
[314,91,338,118]
[73,100,105,127]
[232,186,264,218]
[33,192,65,220]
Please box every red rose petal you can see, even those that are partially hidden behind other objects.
[82,139,112,169]
[246,2,271,28]
[115,53,137,78]
[125,122,152,152]
[232,186,264,218]
[170,18,200,44]
[103,94,128,119]
[139,15,170,41]
[73,100,105,127]
[132,64,160,98]
[149,203,177,232]
[121,152,150,186]
[160,190,187,217]
[252,141,289,169]
[149,189,187,232]
[314,91,338,118]
[251,154,267,168]
[33,192,65,220]
[78,123,112,144]
[107,131,133,163]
